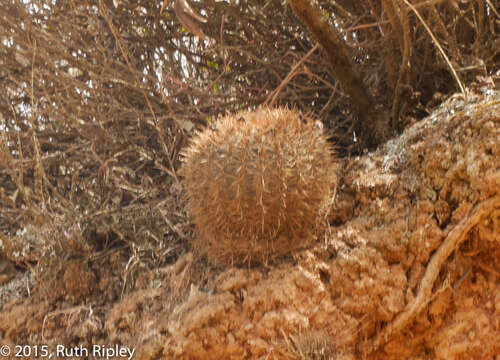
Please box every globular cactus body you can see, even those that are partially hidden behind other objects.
[180,107,337,265]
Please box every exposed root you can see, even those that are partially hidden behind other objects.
[368,195,500,353]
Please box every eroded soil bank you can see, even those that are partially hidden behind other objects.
[1,89,500,359]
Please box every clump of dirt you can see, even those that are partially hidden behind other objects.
[1,88,499,359]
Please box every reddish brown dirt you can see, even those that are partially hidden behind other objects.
[1,89,499,359]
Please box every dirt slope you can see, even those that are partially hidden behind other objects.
[1,88,499,359]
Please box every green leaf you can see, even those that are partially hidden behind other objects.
[207,60,219,70]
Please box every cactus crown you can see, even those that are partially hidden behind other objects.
[180,107,337,265]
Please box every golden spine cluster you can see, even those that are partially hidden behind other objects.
[180,107,337,265]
